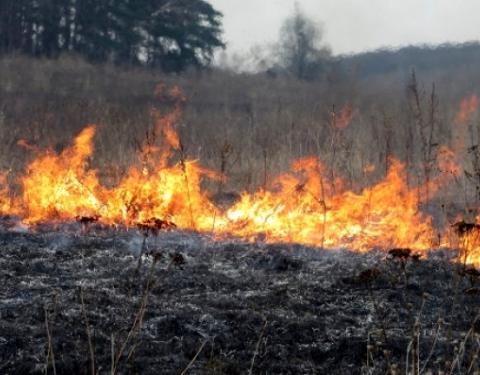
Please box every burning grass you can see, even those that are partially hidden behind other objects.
[0,123,461,258]
[0,91,480,373]
[3,56,480,374]
[0,86,478,267]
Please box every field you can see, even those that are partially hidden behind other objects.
[1,54,480,373]
[1,226,480,374]
[0,53,479,194]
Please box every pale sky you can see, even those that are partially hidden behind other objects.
[209,0,480,56]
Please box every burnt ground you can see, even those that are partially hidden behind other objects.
[0,225,479,374]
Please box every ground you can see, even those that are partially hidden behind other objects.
[0,225,479,374]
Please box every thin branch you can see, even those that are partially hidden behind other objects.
[80,288,96,375]
[44,306,57,375]
[179,340,208,375]
[249,319,269,375]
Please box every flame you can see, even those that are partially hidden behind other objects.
[0,88,478,265]
[214,158,434,251]
[334,103,354,129]
[101,160,218,229]
[21,125,104,223]
[0,125,455,243]
[0,171,17,214]
[437,145,462,177]
[452,95,478,154]
[6,124,440,254]
[18,124,217,229]
[455,95,478,125]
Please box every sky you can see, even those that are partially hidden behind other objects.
[208,0,480,56]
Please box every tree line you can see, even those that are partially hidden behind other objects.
[0,0,224,72]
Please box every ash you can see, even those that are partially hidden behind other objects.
[0,225,479,374]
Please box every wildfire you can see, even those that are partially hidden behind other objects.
[0,90,478,265]
[0,124,444,251]
[21,125,103,223]
[333,103,354,130]
[212,158,433,251]
[455,94,478,125]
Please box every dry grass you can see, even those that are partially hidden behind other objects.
[0,54,479,203]
[3,54,480,372]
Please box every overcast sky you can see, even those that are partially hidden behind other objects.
[209,0,480,56]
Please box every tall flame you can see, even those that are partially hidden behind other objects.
[21,125,103,223]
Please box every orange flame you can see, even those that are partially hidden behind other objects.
[21,125,103,223]
[0,88,476,265]
[6,124,440,254]
[0,171,17,214]
[455,95,478,125]
[334,104,354,129]
[215,158,433,251]
[0,120,469,262]
[1,126,440,256]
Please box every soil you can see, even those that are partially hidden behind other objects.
[0,223,479,374]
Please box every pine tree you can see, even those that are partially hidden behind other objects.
[143,0,224,71]
[0,0,225,71]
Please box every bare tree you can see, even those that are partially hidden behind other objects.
[277,3,331,80]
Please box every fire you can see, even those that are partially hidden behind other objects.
[18,124,218,229]
[452,95,478,154]
[215,158,434,251]
[21,125,104,223]
[4,125,440,254]
[101,160,217,229]
[0,88,478,265]
[455,94,478,125]
[0,172,17,214]
[334,103,354,129]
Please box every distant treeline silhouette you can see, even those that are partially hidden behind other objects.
[333,42,480,80]
[0,0,224,72]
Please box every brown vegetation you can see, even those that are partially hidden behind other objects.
[0,54,479,206]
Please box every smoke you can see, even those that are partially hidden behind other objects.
[211,0,480,58]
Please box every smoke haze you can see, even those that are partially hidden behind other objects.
[210,0,480,55]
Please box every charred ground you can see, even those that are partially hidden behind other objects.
[0,225,479,374]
